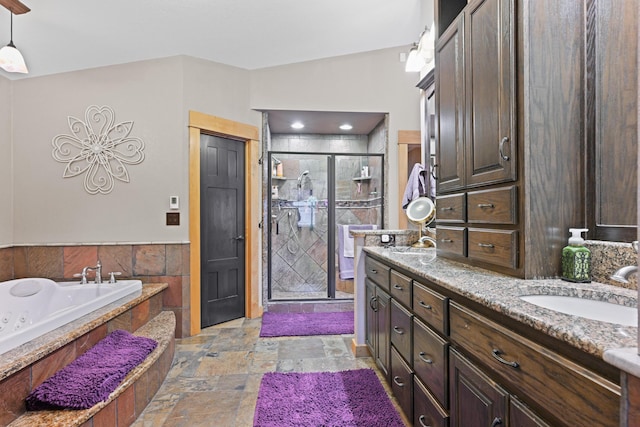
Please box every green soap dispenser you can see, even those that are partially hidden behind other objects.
[561,228,591,283]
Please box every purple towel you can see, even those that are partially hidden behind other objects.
[26,329,157,410]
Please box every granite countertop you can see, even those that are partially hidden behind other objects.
[0,283,168,382]
[364,247,638,360]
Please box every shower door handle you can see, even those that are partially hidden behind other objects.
[233,236,245,241]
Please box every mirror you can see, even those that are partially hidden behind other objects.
[406,197,436,248]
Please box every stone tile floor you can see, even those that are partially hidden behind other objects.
[132,317,410,427]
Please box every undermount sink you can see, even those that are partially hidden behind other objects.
[520,295,638,327]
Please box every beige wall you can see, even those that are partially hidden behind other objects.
[4,47,418,245]
[0,77,12,245]
[250,46,421,227]
[11,58,187,244]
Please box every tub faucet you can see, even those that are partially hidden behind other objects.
[610,241,639,284]
[75,260,103,284]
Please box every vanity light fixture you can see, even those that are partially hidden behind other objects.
[0,12,28,74]
[339,124,353,131]
[291,121,304,130]
[405,43,425,72]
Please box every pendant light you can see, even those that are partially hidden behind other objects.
[0,12,28,74]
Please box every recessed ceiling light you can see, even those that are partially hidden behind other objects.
[291,122,304,130]
[339,124,353,131]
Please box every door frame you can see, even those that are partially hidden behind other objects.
[188,110,262,336]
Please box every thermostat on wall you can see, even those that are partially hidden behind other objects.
[169,196,179,210]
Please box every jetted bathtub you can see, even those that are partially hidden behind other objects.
[0,277,142,355]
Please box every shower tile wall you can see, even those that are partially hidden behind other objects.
[270,134,382,298]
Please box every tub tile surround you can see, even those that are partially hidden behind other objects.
[0,283,172,427]
[0,243,191,338]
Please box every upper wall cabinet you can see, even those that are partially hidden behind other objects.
[464,0,516,188]
[434,0,590,278]
[435,15,465,193]
[588,0,638,242]
[435,0,516,194]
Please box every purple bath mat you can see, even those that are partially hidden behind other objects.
[253,369,405,427]
[259,311,354,337]
[26,329,157,410]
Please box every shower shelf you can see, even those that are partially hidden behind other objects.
[352,176,371,181]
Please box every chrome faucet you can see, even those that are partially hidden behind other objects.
[74,260,103,284]
[610,241,639,284]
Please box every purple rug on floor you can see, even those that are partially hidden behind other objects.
[253,369,405,427]
[26,329,157,410]
[259,311,354,337]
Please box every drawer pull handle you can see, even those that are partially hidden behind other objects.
[418,301,432,310]
[370,269,377,274]
[418,415,430,427]
[477,203,495,208]
[441,238,453,243]
[491,417,503,427]
[499,136,510,161]
[369,296,378,312]
[441,206,454,211]
[393,376,405,387]
[492,349,519,368]
[418,352,433,364]
[393,326,404,335]
[393,284,403,290]
[478,243,495,248]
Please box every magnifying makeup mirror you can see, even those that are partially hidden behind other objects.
[406,197,436,248]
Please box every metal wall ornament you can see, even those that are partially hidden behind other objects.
[52,105,145,195]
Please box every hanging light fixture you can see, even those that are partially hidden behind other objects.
[0,12,28,74]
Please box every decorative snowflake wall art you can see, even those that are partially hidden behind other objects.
[52,105,145,195]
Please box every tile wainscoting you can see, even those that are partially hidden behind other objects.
[0,243,191,338]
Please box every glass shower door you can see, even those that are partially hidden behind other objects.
[268,153,331,300]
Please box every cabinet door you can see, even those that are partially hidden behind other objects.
[449,349,507,427]
[365,279,376,355]
[376,288,391,379]
[435,13,466,193]
[464,0,516,187]
[510,397,552,427]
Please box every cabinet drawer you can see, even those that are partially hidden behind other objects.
[391,346,414,420]
[365,256,390,291]
[467,228,517,269]
[390,270,412,309]
[436,193,466,222]
[510,397,552,427]
[390,299,413,364]
[414,377,449,427]
[436,226,466,257]
[449,302,620,427]
[467,186,517,224]
[412,281,448,336]
[413,318,448,408]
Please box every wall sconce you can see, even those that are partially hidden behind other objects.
[0,12,28,74]
[405,23,435,73]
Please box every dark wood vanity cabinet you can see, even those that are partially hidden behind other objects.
[364,254,620,427]
[365,278,390,379]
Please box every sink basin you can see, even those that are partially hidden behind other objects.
[390,247,434,255]
[520,295,637,326]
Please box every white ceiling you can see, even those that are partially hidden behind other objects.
[0,0,425,80]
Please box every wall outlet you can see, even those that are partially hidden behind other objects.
[380,234,395,245]
[169,196,179,210]
[166,212,180,226]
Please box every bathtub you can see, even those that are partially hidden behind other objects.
[0,278,142,355]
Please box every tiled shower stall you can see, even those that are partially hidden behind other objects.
[265,120,386,301]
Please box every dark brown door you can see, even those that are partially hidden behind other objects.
[200,134,245,328]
